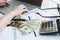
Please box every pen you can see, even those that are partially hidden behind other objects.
[28,16,37,37]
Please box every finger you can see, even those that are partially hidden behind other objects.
[0,2,7,5]
[3,0,10,5]
[18,4,29,11]
[0,0,8,3]
[1,0,7,1]
[0,1,9,5]
[0,3,6,6]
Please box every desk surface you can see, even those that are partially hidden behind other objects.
[0,8,60,40]
[51,0,60,4]
[0,0,60,40]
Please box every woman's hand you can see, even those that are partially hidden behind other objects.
[10,4,28,16]
[0,0,9,6]
[0,4,28,32]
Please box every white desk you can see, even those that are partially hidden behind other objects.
[0,8,60,40]
[0,0,60,40]
[0,27,60,40]
[41,0,57,9]
[51,0,60,4]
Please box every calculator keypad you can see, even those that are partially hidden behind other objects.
[40,20,58,34]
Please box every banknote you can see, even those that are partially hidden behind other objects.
[17,20,41,35]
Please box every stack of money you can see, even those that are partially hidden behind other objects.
[17,20,41,35]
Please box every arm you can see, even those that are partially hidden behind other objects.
[0,4,28,32]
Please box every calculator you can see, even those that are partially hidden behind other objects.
[40,20,58,35]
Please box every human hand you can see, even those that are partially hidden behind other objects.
[0,0,9,7]
[11,4,28,16]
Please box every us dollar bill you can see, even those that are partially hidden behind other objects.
[17,20,41,35]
